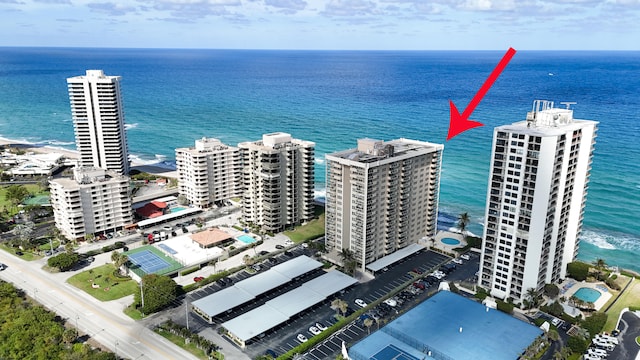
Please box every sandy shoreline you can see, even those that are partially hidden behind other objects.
[0,136,177,178]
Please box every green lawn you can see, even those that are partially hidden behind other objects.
[284,214,325,243]
[0,244,41,261]
[604,277,640,331]
[0,184,45,212]
[67,264,138,301]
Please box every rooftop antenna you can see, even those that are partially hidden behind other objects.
[560,102,577,110]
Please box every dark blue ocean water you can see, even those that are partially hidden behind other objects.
[1,48,638,271]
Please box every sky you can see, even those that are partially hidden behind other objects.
[1,0,640,50]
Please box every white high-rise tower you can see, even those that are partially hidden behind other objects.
[478,100,598,302]
[325,138,443,271]
[67,70,130,175]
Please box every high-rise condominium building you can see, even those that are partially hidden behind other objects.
[50,167,133,240]
[478,100,598,302]
[67,70,130,175]
[325,138,444,270]
[238,132,315,232]
[176,137,242,208]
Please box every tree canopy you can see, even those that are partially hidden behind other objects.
[134,274,180,314]
[48,252,80,272]
[0,280,115,360]
[566,261,590,281]
[4,185,30,207]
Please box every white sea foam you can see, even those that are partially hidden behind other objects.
[129,154,176,170]
[37,140,75,146]
[580,230,617,250]
[314,157,325,165]
[314,187,326,200]
[124,123,138,130]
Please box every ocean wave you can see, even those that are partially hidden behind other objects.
[314,188,326,200]
[129,154,176,170]
[124,123,138,130]
[36,140,75,146]
[581,230,640,252]
[314,157,325,165]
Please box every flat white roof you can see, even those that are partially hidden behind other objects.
[223,271,357,342]
[366,243,425,272]
[191,255,322,319]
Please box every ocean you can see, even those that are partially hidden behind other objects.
[0,47,638,272]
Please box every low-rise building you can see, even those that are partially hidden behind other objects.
[49,167,133,240]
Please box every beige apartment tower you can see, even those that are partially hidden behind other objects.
[238,132,315,232]
[478,100,598,302]
[67,70,130,175]
[325,138,444,270]
[49,167,134,240]
[176,138,242,208]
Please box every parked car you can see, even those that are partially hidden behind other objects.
[259,250,270,256]
[0,263,6,271]
[194,276,205,282]
[268,257,278,264]
[216,279,227,287]
[452,258,463,264]
[252,264,262,271]
[460,254,471,260]
[284,251,293,257]
[354,298,367,308]
[15,251,24,256]
[275,244,285,250]
[315,322,327,331]
[265,349,277,358]
[296,334,308,343]
[411,268,423,274]
[309,326,322,336]
[162,225,173,231]
[384,298,397,307]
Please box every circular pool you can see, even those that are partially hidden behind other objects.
[573,287,601,303]
[441,238,461,246]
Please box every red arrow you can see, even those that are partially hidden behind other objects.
[447,47,517,141]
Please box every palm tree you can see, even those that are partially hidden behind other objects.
[340,248,357,276]
[594,258,607,280]
[457,212,470,237]
[363,318,373,334]
[525,287,541,309]
[331,299,348,317]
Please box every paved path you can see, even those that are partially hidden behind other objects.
[0,250,199,360]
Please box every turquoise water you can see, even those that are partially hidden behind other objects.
[171,206,187,213]
[237,235,256,244]
[573,287,601,303]
[441,238,461,246]
[0,48,639,272]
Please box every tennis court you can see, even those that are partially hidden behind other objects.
[158,243,178,255]
[125,245,183,277]
[22,195,50,206]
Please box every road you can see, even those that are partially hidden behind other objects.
[0,251,198,360]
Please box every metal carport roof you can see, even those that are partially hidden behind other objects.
[366,243,425,272]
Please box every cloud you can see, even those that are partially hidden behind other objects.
[265,0,307,14]
[322,0,378,17]
[33,0,71,4]
[87,2,138,16]
[136,0,240,19]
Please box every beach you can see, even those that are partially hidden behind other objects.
[0,136,178,179]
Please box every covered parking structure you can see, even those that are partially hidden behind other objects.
[137,207,202,229]
[192,255,322,323]
[223,270,358,348]
[365,243,425,273]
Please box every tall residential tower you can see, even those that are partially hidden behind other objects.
[67,70,130,175]
[478,100,598,302]
[325,138,443,271]
[238,133,315,232]
[176,137,242,208]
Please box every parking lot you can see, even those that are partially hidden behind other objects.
[157,245,481,360]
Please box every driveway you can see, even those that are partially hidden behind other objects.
[609,311,640,360]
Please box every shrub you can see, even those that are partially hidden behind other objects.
[567,335,588,353]
[180,266,200,276]
[581,312,607,337]
[540,301,564,317]
[605,278,621,291]
[567,262,590,281]
[496,300,514,314]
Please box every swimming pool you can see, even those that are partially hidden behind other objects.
[171,206,187,213]
[574,287,601,303]
[237,235,256,244]
[441,237,461,246]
